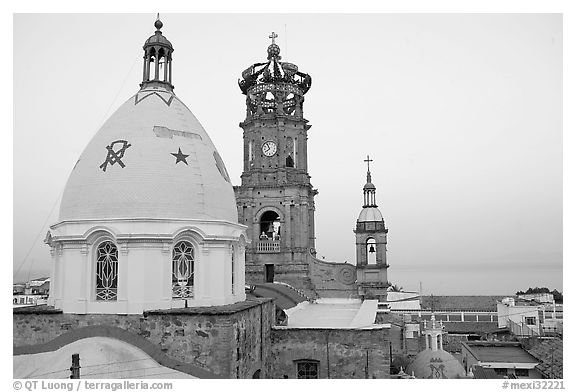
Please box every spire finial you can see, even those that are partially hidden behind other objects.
[154,13,163,31]
[364,155,373,173]
[364,155,373,183]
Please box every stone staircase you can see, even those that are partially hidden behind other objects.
[252,282,315,310]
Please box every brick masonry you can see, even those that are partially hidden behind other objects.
[270,327,391,379]
[13,298,274,379]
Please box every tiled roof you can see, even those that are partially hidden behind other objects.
[443,321,504,334]
[421,296,509,311]
[527,338,563,379]
[472,366,501,379]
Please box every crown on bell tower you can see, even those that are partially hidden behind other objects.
[238,32,312,120]
[140,14,174,91]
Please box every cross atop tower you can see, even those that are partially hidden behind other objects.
[269,31,278,44]
[364,155,373,173]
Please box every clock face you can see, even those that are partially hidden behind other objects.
[262,141,277,157]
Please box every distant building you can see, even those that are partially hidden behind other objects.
[497,297,561,337]
[13,278,50,308]
[461,341,543,379]
[27,277,50,295]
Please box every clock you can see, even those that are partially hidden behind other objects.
[262,141,277,157]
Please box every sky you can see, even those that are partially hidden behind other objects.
[13,13,563,295]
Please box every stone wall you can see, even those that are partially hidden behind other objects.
[308,256,358,298]
[270,327,390,379]
[13,299,274,379]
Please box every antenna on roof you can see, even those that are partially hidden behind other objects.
[284,24,288,58]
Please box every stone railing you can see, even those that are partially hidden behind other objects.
[257,240,280,253]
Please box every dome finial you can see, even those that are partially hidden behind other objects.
[154,13,163,31]
[267,31,281,60]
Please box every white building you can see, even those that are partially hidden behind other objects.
[45,18,247,315]
[497,297,547,336]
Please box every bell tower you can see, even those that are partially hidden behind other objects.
[354,156,390,299]
[234,33,317,288]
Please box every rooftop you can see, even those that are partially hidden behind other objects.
[14,298,273,316]
[422,295,509,311]
[464,342,539,364]
[443,321,505,334]
[527,337,563,379]
[285,299,379,329]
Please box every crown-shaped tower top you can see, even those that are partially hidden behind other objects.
[238,32,312,120]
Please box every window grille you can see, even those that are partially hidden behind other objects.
[525,316,536,326]
[296,360,319,379]
[95,241,118,301]
[172,241,194,298]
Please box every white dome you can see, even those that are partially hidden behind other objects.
[59,86,237,223]
[357,207,384,222]
[406,349,466,379]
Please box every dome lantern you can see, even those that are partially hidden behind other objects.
[140,14,174,91]
[362,155,377,208]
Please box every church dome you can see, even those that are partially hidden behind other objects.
[59,87,237,222]
[357,206,384,222]
[406,349,466,379]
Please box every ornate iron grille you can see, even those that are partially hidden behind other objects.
[296,361,318,379]
[172,241,194,298]
[95,241,118,301]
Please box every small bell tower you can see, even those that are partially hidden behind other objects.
[354,155,390,299]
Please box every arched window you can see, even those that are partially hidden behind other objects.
[95,241,118,301]
[172,241,194,298]
[366,238,377,265]
[260,211,281,240]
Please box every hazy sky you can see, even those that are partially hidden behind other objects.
[13,13,562,295]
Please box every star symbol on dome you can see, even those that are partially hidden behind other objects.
[171,148,189,165]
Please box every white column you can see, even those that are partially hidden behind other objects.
[79,244,89,313]
[117,243,129,312]
[161,242,172,301]
[431,334,438,350]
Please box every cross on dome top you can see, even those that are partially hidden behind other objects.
[364,155,374,184]
[364,155,373,173]
[269,31,278,44]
